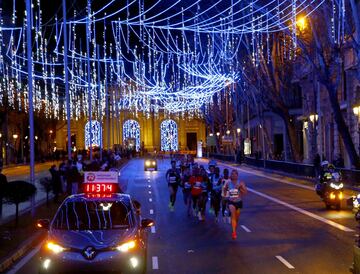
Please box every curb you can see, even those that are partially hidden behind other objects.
[0,159,131,273]
[0,231,45,273]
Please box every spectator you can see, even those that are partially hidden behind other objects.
[49,165,62,202]
[0,163,8,217]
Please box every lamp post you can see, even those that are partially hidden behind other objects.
[309,113,319,160]
[353,105,360,154]
[13,134,18,163]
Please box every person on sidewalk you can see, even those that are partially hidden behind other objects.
[49,165,62,202]
[223,169,247,239]
[0,163,8,217]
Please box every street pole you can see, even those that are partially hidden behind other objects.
[63,0,72,161]
[26,0,35,217]
[97,45,103,161]
[86,1,93,161]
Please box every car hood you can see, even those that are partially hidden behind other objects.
[49,228,137,250]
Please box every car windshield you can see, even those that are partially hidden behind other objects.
[52,200,132,230]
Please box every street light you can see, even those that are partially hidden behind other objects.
[309,113,318,123]
[209,133,214,137]
[216,132,220,137]
[237,128,241,134]
[226,130,231,135]
[13,134,18,140]
[353,105,360,154]
[49,130,53,134]
[296,16,307,31]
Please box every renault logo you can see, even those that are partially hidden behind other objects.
[82,246,96,260]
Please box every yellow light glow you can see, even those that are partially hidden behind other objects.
[339,192,343,200]
[353,106,360,116]
[330,193,336,200]
[47,242,65,254]
[116,240,136,252]
[296,16,307,31]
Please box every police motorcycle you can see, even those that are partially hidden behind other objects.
[315,162,344,210]
[350,194,360,274]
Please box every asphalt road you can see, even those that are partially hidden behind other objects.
[8,158,358,274]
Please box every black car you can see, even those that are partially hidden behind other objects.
[37,193,154,274]
[144,159,157,171]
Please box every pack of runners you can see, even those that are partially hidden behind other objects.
[166,160,247,240]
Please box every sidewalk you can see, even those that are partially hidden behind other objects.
[0,161,59,225]
[201,158,360,198]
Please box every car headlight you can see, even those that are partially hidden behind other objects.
[116,240,136,252]
[152,161,156,165]
[146,161,150,166]
[46,242,66,254]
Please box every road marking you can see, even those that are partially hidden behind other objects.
[148,185,151,188]
[240,225,251,233]
[152,256,159,269]
[249,187,354,232]
[7,241,43,274]
[150,209,154,214]
[276,256,295,269]
[149,191,152,194]
[149,198,152,202]
[151,226,156,233]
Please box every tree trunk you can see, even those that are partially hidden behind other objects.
[325,82,360,168]
[15,203,19,227]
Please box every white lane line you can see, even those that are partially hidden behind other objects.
[151,226,156,233]
[149,198,152,202]
[276,256,295,269]
[150,209,154,214]
[249,187,354,232]
[148,185,151,188]
[149,191,152,194]
[240,225,251,233]
[7,241,43,274]
[152,256,159,269]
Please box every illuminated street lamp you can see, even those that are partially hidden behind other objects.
[309,113,318,123]
[216,132,220,137]
[226,130,231,135]
[13,134,18,140]
[296,16,307,31]
[353,105,360,154]
[209,133,214,137]
[237,128,241,134]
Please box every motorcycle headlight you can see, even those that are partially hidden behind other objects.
[330,183,343,190]
[116,240,136,252]
[46,242,66,254]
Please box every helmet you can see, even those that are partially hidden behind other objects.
[320,161,329,167]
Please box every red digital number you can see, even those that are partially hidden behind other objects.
[84,183,114,194]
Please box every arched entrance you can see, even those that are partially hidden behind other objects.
[123,120,140,151]
[160,119,178,151]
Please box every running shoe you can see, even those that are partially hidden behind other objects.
[170,205,175,212]
[168,202,172,208]
[232,232,237,240]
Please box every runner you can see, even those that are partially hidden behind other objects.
[223,169,247,239]
[166,160,181,211]
[220,169,231,223]
[210,166,222,222]
[198,166,211,221]
[189,166,202,217]
[180,165,192,216]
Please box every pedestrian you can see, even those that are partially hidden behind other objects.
[49,165,62,202]
[67,161,81,195]
[0,163,8,217]
[223,169,247,239]
[166,160,181,211]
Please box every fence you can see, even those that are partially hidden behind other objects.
[208,154,360,186]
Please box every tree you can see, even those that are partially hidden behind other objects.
[3,181,37,227]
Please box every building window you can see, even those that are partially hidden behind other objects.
[123,120,140,151]
[161,119,178,151]
[85,121,102,149]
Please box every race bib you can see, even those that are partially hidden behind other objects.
[229,188,239,198]
[169,176,177,183]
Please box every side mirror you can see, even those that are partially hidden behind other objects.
[36,219,50,230]
[132,200,141,215]
[141,218,154,229]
